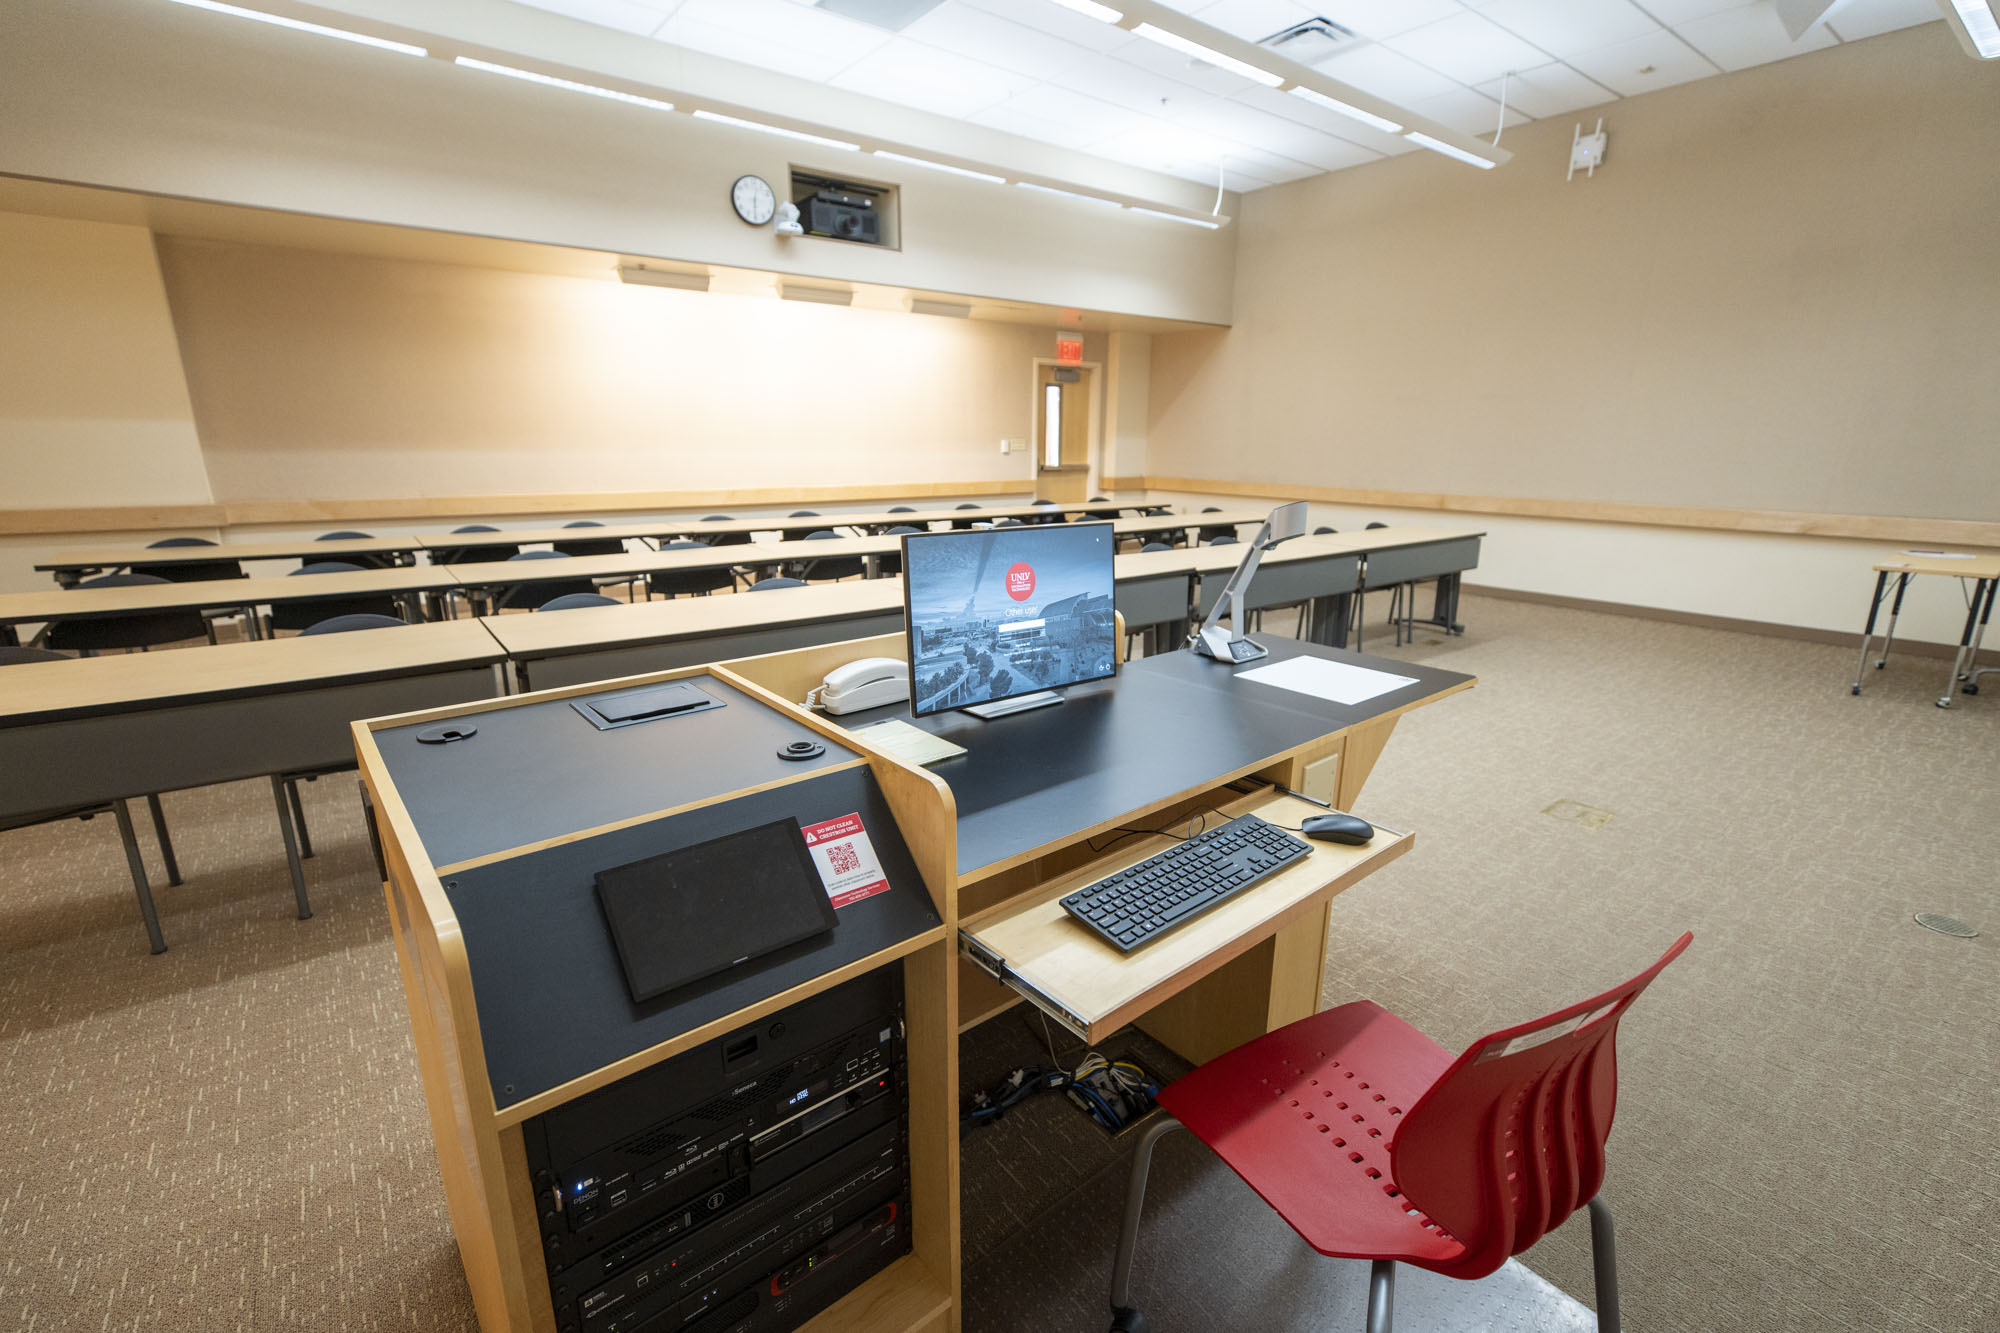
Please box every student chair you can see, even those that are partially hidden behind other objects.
[1107,933,1693,1333]
[745,576,807,592]
[552,520,641,598]
[1,645,180,952]
[696,516,754,548]
[46,573,213,654]
[307,530,395,569]
[647,541,735,599]
[1087,495,1122,520]
[301,612,408,634]
[1197,506,1236,544]
[876,525,922,578]
[430,524,518,564]
[951,502,984,530]
[268,561,402,634]
[494,550,594,612]
[1030,498,1067,523]
[535,593,622,612]
[1315,526,1339,535]
[790,530,867,583]
[141,536,246,582]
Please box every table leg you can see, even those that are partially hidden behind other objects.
[270,775,315,920]
[1851,571,1890,695]
[114,799,168,955]
[1961,578,1996,696]
[1937,576,1989,709]
[145,792,183,886]
[1878,573,1911,670]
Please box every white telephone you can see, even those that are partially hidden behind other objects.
[812,657,910,715]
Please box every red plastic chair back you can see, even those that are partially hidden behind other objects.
[1390,933,1691,1279]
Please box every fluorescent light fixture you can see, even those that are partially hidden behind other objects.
[1404,131,1497,170]
[1944,0,2000,58]
[872,150,1005,184]
[1016,181,1122,207]
[781,284,854,306]
[1047,0,1122,21]
[162,0,426,56]
[1129,207,1222,230]
[619,265,710,292]
[910,299,973,318]
[1131,23,1284,88]
[692,110,858,151]
[455,58,674,112]
[1287,85,1401,135]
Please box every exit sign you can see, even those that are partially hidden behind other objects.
[1055,333,1083,365]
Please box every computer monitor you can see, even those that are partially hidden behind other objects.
[901,521,1118,718]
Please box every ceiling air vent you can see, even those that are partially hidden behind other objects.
[1257,17,1362,69]
[813,0,946,32]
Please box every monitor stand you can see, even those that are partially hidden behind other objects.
[961,691,1062,720]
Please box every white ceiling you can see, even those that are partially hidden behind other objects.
[501,0,1944,191]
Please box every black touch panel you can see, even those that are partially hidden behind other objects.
[832,637,1470,877]
[596,819,838,1003]
[371,672,853,868]
[441,765,940,1110]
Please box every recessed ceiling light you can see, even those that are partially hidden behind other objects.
[1287,85,1401,135]
[910,299,973,318]
[618,266,710,292]
[873,150,1005,184]
[1131,23,1284,88]
[162,0,426,56]
[1129,207,1222,229]
[1046,0,1122,22]
[455,57,674,112]
[692,110,859,151]
[1404,132,1497,170]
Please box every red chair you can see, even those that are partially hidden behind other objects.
[1107,933,1691,1333]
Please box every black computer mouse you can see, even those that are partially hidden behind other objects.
[1301,812,1374,845]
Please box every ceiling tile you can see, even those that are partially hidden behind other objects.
[661,0,895,79]
[1475,0,1660,59]
[1162,95,1386,170]
[1822,0,1944,42]
[512,0,677,37]
[1677,3,1838,70]
[1630,0,1757,22]
[1186,0,1324,43]
[1041,51,1205,116]
[954,0,1133,52]
[897,4,1089,79]
[1313,42,1465,102]
[1384,10,1561,84]
[1107,29,1285,96]
[1409,84,1531,136]
[1563,27,1721,95]
[827,37,1037,117]
[1311,0,1467,42]
[971,83,1152,147]
[1473,60,1618,117]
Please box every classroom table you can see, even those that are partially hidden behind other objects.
[0,565,464,639]
[0,620,507,951]
[1851,551,2000,708]
[34,535,426,585]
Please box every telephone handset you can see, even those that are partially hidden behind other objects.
[811,656,910,715]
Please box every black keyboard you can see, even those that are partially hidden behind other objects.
[1061,814,1312,953]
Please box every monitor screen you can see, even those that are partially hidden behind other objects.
[901,521,1118,717]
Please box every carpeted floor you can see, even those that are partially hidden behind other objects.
[1,594,1993,1332]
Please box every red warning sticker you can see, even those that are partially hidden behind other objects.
[800,813,890,909]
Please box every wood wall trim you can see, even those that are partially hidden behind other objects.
[218,481,1035,527]
[0,482,1034,537]
[1126,476,2000,548]
[0,504,226,537]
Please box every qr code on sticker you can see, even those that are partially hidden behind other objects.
[826,841,860,876]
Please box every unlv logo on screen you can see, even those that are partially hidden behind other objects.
[1005,562,1036,601]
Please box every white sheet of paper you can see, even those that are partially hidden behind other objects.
[1235,656,1417,706]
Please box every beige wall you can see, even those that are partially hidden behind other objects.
[0,212,212,510]
[1147,25,1999,646]
[155,237,1098,505]
[1150,24,1998,522]
[0,0,1233,326]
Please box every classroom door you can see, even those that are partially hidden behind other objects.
[1035,363,1093,503]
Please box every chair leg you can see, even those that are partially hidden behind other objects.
[1108,1113,1183,1331]
[1366,1259,1396,1333]
[113,799,168,955]
[286,778,314,859]
[270,775,314,920]
[145,792,183,886]
[1587,1195,1621,1333]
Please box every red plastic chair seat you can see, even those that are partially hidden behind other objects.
[1157,1001,1467,1270]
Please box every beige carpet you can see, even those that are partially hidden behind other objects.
[1,594,1993,1332]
